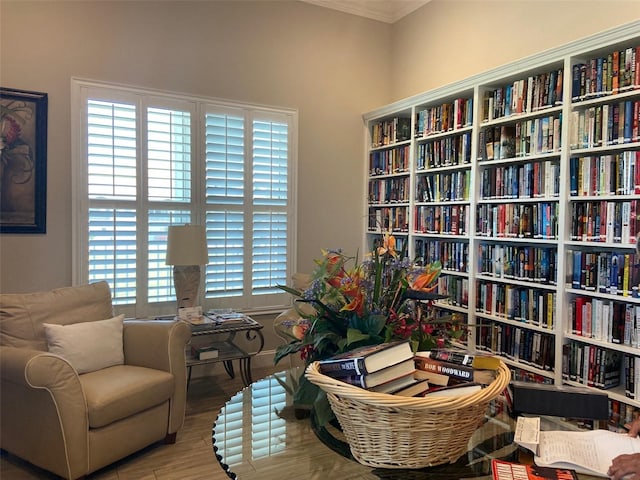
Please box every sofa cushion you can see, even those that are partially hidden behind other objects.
[0,281,114,350]
[79,364,175,428]
[43,314,125,374]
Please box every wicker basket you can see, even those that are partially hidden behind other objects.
[305,359,511,469]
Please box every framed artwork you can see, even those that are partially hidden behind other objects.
[0,87,48,234]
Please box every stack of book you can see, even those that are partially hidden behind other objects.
[413,348,501,396]
[317,343,501,398]
[317,341,430,396]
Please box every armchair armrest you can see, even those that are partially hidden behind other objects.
[123,320,191,371]
[0,346,88,480]
[122,320,191,433]
[1,345,84,393]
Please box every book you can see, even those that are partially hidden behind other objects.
[207,310,250,325]
[422,348,501,370]
[191,344,219,360]
[414,353,497,385]
[338,358,416,389]
[413,367,450,386]
[492,459,578,480]
[367,369,418,393]
[511,381,609,420]
[532,428,640,477]
[318,341,413,377]
[422,381,482,397]
[389,378,430,397]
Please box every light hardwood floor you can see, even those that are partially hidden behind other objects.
[0,364,282,480]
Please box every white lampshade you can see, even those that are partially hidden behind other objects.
[166,225,208,266]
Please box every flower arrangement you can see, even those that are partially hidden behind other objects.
[274,234,466,424]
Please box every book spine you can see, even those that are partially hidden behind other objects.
[339,375,368,388]
[428,349,475,366]
[414,356,474,382]
[319,358,366,377]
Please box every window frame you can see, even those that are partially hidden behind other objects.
[71,78,298,319]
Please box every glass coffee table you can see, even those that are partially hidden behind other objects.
[212,368,520,479]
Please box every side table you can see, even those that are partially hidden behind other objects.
[155,315,264,387]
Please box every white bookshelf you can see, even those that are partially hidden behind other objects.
[363,20,640,424]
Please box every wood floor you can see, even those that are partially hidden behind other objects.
[0,364,282,480]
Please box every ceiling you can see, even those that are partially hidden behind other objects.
[300,0,432,24]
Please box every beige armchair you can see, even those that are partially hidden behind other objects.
[0,281,192,480]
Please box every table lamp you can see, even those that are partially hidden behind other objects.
[165,224,208,309]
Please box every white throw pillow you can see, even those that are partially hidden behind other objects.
[43,314,125,374]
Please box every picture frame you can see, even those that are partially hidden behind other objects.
[0,87,48,234]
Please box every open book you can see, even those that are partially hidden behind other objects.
[514,417,640,477]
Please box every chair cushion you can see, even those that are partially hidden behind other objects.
[0,281,114,350]
[79,364,175,429]
[43,314,125,374]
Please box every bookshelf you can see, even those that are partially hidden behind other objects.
[363,20,640,429]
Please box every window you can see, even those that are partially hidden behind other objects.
[72,80,297,318]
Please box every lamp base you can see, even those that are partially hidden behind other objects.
[173,265,201,309]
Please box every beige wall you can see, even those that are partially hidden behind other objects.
[1,0,639,296]
[0,0,392,293]
[391,0,640,101]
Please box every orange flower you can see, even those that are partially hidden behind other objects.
[376,233,397,257]
[411,264,441,292]
[291,322,309,340]
[341,289,365,316]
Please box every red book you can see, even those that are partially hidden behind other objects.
[492,459,578,480]
[635,46,640,88]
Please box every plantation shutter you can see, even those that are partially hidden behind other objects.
[205,111,246,298]
[74,79,296,317]
[86,96,195,306]
[145,104,194,304]
[86,99,138,303]
[252,118,289,294]
[204,109,291,308]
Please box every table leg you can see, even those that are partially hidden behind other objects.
[223,360,235,379]
[239,357,252,386]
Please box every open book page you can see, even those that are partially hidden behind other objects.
[514,416,540,453]
[535,429,640,477]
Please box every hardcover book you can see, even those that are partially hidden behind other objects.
[191,344,219,360]
[390,378,430,397]
[511,381,609,419]
[492,459,578,480]
[318,341,413,377]
[414,354,496,385]
[337,358,416,389]
[363,370,418,394]
[422,348,501,370]
[422,381,482,397]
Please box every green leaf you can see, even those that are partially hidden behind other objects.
[274,341,303,365]
[293,374,319,406]
[277,284,303,297]
[352,313,387,336]
[311,390,335,426]
[345,327,370,345]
